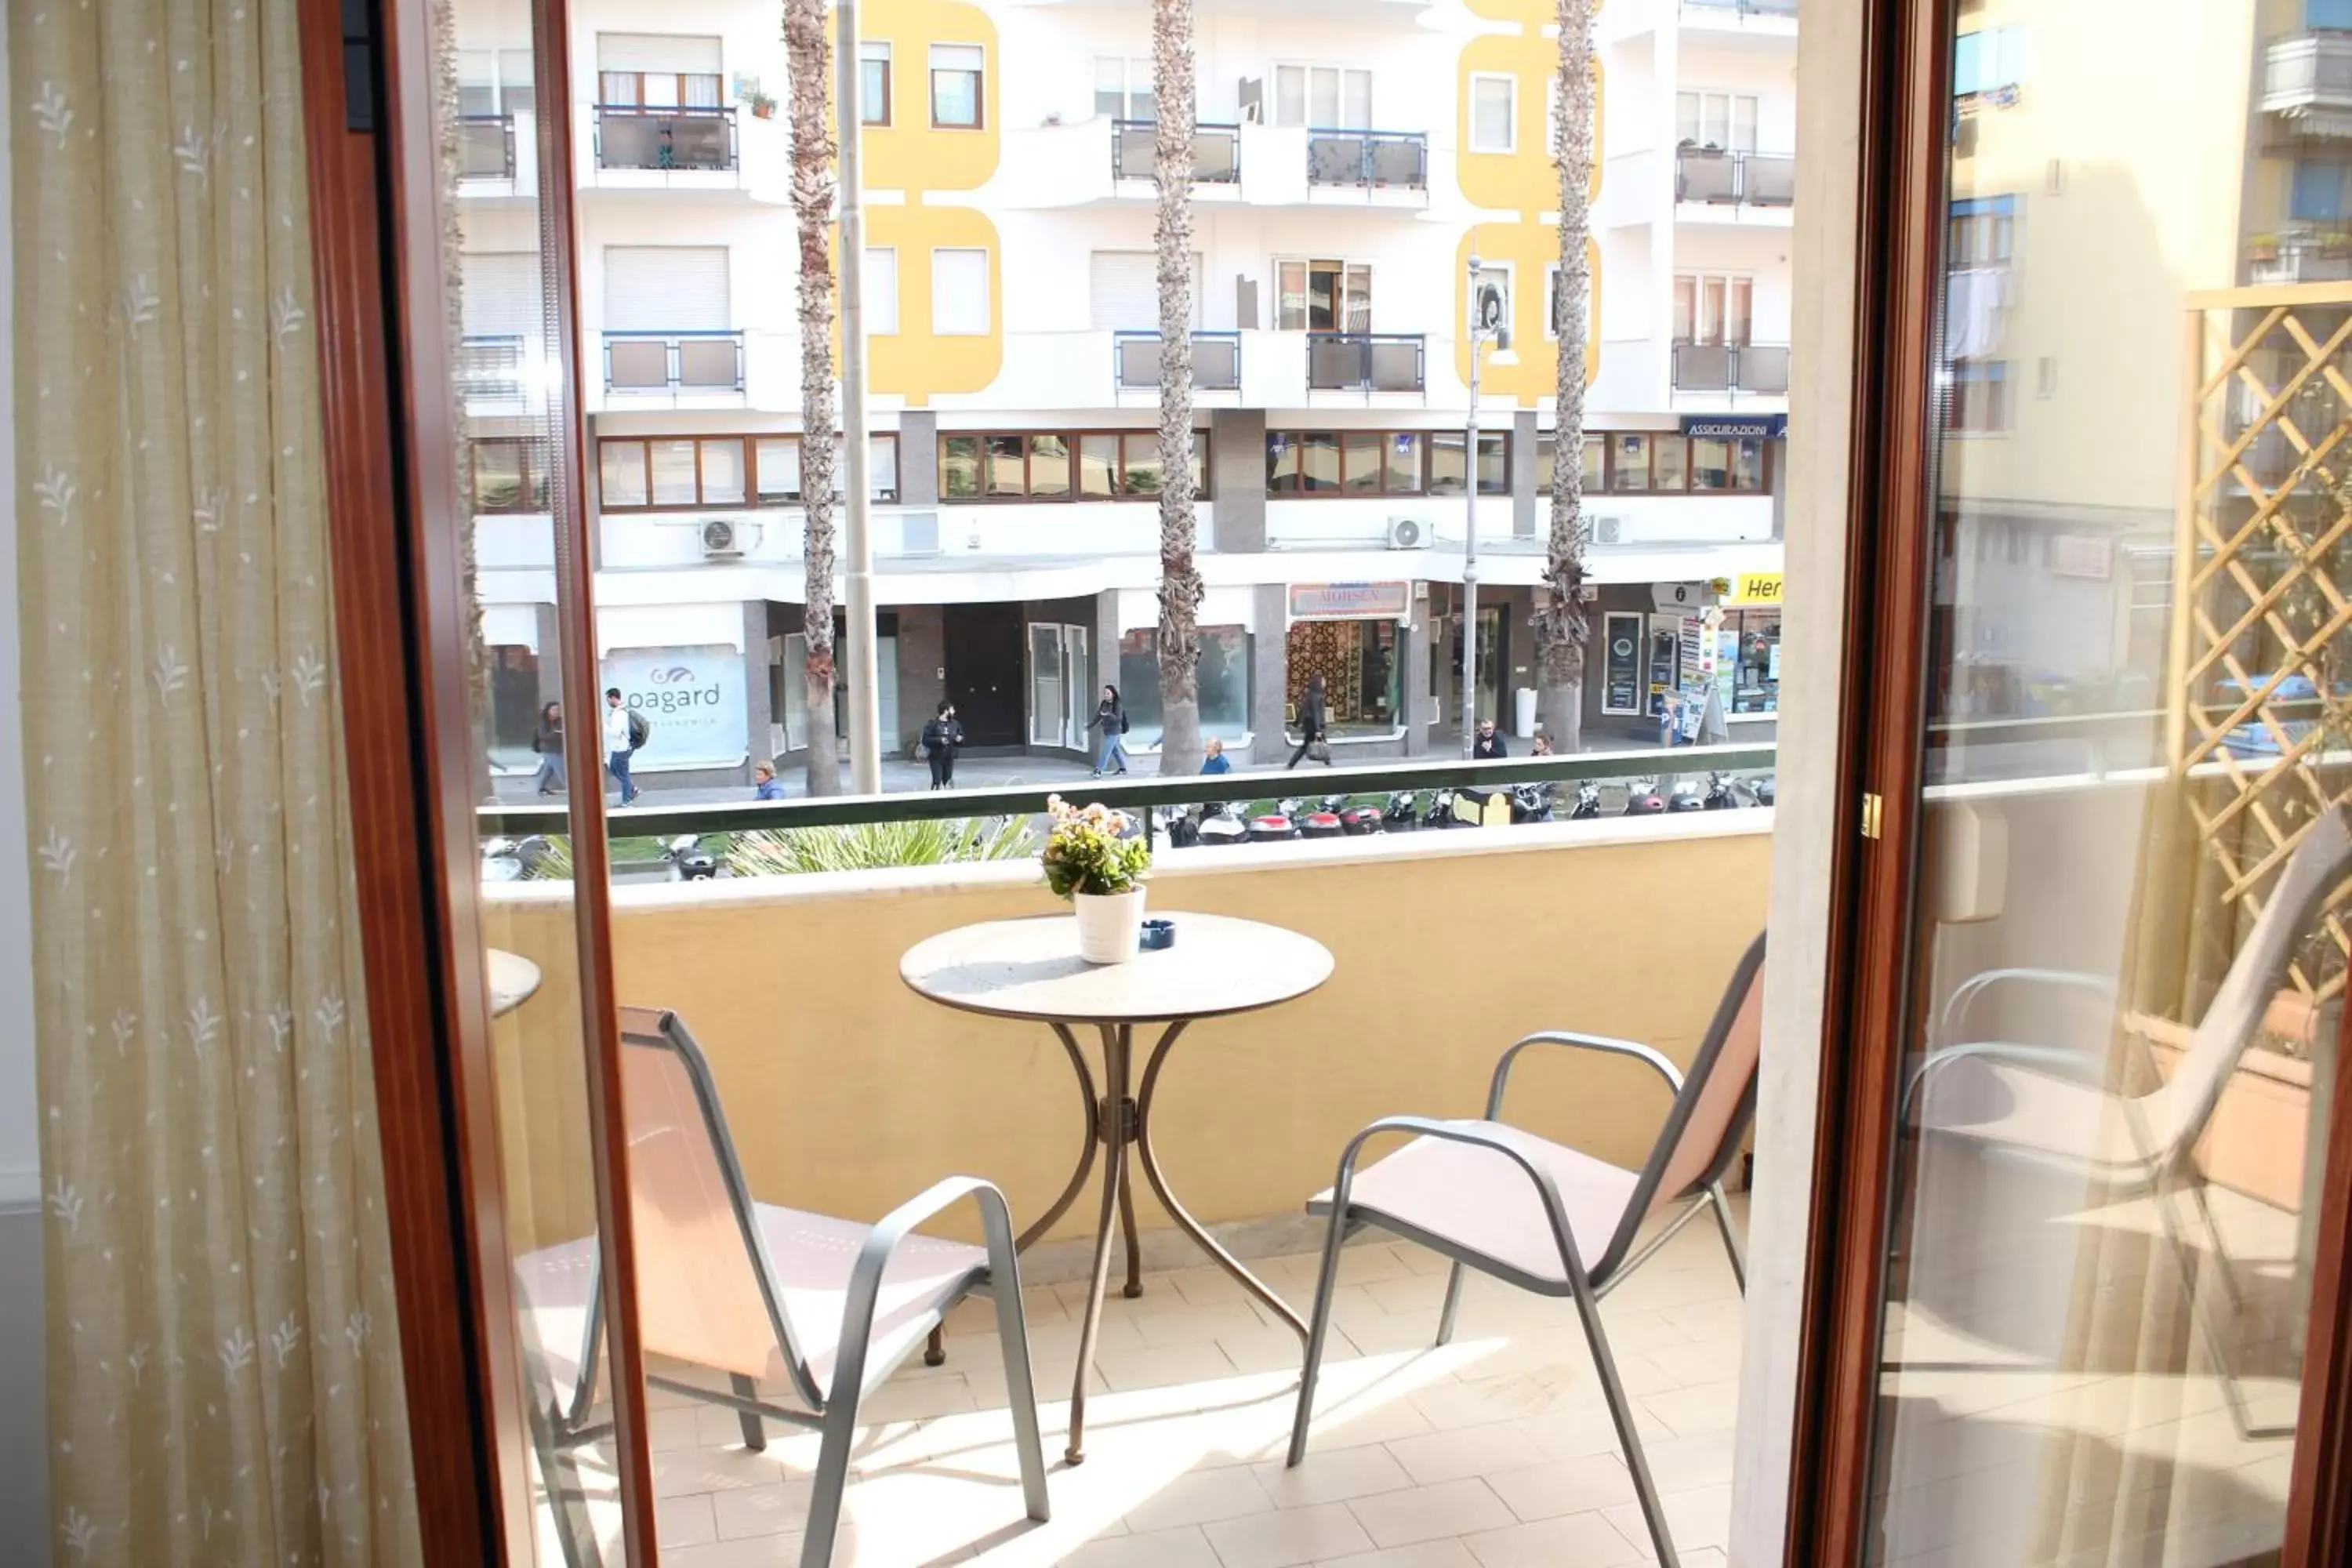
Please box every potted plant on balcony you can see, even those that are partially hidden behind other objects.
[749,89,778,121]
[1042,796,1152,964]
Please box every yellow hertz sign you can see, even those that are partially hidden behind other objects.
[1732,572,1785,605]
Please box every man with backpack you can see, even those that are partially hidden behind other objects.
[604,686,650,805]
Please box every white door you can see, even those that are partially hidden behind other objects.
[1062,626,1091,749]
[1029,624,1064,746]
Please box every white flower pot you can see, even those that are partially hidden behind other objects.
[1073,887,1146,964]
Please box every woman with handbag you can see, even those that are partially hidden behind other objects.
[1088,684,1131,776]
[1287,674,1333,769]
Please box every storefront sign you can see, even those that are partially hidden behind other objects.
[1289,581,1411,620]
[1652,581,1716,615]
[1680,414,1788,441]
[602,644,748,768]
[1730,572,1785,604]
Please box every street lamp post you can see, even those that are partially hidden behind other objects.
[1461,253,1498,760]
[837,0,882,793]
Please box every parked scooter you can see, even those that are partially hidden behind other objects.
[1336,794,1385,836]
[1250,798,1301,844]
[1623,779,1668,816]
[1197,801,1250,848]
[1666,780,1708,813]
[1382,789,1422,833]
[1157,804,1202,848]
[665,833,720,880]
[1300,797,1346,840]
[1509,782,1559,824]
[1751,774,1777,807]
[1703,772,1739,811]
[481,833,557,882]
[1570,782,1603,820]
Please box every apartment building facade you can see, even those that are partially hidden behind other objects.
[456,0,1798,785]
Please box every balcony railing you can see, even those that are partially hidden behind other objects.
[593,104,739,172]
[603,329,746,393]
[1680,0,1799,18]
[459,113,515,180]
[1110,119,1242,184]
[459,333,527,402]
[2265,31,2352,129]
[1114,331,1242,391]
[1675,148,1795,208]
[1671,341,1791,394]
[1305,129,1429,191]
[1306,332,1426,394]
[2249,224,2352,286]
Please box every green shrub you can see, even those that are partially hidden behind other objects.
[725,816,1036,877]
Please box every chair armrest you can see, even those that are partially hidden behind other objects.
[1900,1039,2111,1128]
[1488,1030,1682,1120]
[1327,1116,1598,1287]
[829,1176,1019,1404]
[1937,968,2117,1055]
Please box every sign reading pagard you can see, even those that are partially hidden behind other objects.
[1289,581,1412,620]
[602,644,748,768]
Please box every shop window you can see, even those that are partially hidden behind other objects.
[1722,608,1781,714]
[1427,431,1509,496]
[1536,431,1610,495]
[1612,433,1651,490]
[1287,619,1401,735]
[944,430,1206,503]
[1654,435,1690,492]
[601,433,898,509]
[1601,611,1645,715]
[472,437,552,514]
[487,644,543,760]
[1265,430,1426,495]
[1116,626,1252,745]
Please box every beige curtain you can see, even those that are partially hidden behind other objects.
[16,0,421,1561]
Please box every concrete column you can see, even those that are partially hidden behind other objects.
[741,601,774,775]
[1252,582,1288,765]
[1403,602,1436,756]
[898,411,940,506]
[1096,588,1122,717]
[1512,409,1538,539]
[1211,409,1269,554]
[535,603,565,709]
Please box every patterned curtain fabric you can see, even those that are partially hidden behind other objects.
[16,0,422,1561]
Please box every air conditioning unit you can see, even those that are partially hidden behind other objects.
[1592,514,1624,546]
[700,517,747,559]
[1387,517,1429,550]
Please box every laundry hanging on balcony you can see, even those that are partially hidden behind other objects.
[1945,267,2013,362]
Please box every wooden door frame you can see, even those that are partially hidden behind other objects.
[298,0,657,1559]
[1780,0,2352,1561]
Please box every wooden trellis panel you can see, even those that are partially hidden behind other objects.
[2175,284,2352,1005]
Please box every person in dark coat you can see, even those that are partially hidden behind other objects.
[532,702,567,795]
[1088,685,1130,775]
[1473,717,1508,760]
[920,700,965,789]
[1287,675,1331,769]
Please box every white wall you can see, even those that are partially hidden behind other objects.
[0,7,53,1557]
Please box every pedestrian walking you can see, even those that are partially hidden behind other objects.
[604,687,647,806]
[1200,736,1232,775]
[753,760,786,800]
[1287,674,1333,769]
[1088,684,1131,775]
[920,700,965,789]
[532,701,567,795]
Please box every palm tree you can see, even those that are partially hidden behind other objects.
[1534,0,1596,752]
[1152,0,1205,775]
[785,0,842,794]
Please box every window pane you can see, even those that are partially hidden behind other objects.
[1690,437,1733,490]
[1477,432,1509,495]
[941,434,982,499]
[864,249,899,336]
[1472,78,1514,151]
[869,434,899,500]
[1727,278,1753,347]
[474,441,523,513]
[1732,95,1759,153]
[1300,431,1341,493]
[1030,434,1073,499]
[1613,433,1650,489]
[601,440,648,506]
[1733,436,1764,492]
[1276,260,1308,331]
[932,248,989,334]
[1385,433,1423,493]
[1310,66,1339,127]
[757,436,800,502]
[1192,430,1207,492]
[1535,434,1555,495]
[1275,64,1305,127]
[1265,432,1298,493]
[1675,89,1700,146]
[1731,610,1778,714]
[1428,433,1467,495]
[1123,432,1163,495]
[1584,432,1607,488]
[650,438,699,504]
[1344,264,1373,332]
[860,43,890,125]
[985,434,1027,497]
[1673,276,1696,343]
[1653,434,1689,492]
[1096,56,1124,118]
[1343,70,1372,129]
[1080,434,1118,498]
[700,437,746,504]
[1341,432,1384,493]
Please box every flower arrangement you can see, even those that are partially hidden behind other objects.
[1041,796,1152,899]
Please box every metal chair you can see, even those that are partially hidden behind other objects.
[1904,803,2352,1441]
[514,1007,1052,1568]
[1287,934,1766,1568]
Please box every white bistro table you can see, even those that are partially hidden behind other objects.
[486,947,543,1018]
[902,911,1334,1463]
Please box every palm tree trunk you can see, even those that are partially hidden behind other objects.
[1152,0,1205,775]
[786,0,841,794]
[1536,0,1596,753]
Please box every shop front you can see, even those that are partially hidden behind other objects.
[1285,581,1412,754]
[1584,572,1782,748]
[598,599,768,789]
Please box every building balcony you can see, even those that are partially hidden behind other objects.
[1110,119,1242,185]
[1306,332,1427,395]
[458,333,532,414]
[600,328,747,406]
[2249,224,2352,285]
[459,114,515,181]
[1672,341,1791,397]
[1675,149,1795,222]
[1112,330,1243,393]
[2264,31,2352,136]
[579,103,792,201]
[1307,129,1429,194]
[592,103,739,173]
